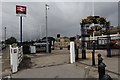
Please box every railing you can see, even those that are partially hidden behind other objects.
[9,45,23,73]
[18,46,23,64]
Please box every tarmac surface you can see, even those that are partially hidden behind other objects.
[1,47,120,79]
[12,49,86,78]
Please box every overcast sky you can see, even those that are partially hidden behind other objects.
[1,2,119,41]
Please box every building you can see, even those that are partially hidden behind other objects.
[54,37,70,49]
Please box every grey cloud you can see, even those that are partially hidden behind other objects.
[1,2,118,41]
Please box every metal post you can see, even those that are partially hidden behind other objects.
[81,23,86,59]
[106,22,111,57]
[5,27,6,41]
[75,35,79,61]
[93,31,95,40]
[20,16,22,46]
[92,41,95,66]
[45,4,49,53]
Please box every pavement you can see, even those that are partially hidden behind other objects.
[1,48,120,79]
[1,46,11,78]
[12,64,86,78]
[78,49,120,79]
[11,49,88,78]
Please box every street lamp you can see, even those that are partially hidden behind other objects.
[45,4,49,53]
[106,22,111,57]
[4,27,6,41]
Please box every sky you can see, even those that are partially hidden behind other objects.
[1,1,119,41]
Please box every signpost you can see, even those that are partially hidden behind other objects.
[16,5,26,14]
[16,5,26,45]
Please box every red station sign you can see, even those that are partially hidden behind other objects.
[16,5,26,14]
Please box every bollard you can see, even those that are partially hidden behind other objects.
[68,45,70,50]
[75,49,79,61]
[92,41,96,66]
[101,74,113,80]
[98,53,103,72]
[48,43,51,53]
[98,62,106,80]
[75,44,79,61]
[70,40,75,64]
[92,51,95,66]
[98,54,103,65]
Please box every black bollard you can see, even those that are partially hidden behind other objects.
[101,74,113,80]
[68,45,70,50]
[98,54,103,73]
[92,51,95,66]
[75,44,79,61]
[82,49,86,59]
[75,48,79,61]
[98,54,103,65]
[98,62,106,80]
[92,41,96,66]
[49,43,51,53]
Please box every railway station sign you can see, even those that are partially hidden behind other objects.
[16,5,26,15]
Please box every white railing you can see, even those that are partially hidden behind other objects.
[9,45,23,73]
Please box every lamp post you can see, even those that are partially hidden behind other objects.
[81,23,86,59]
[106,22,111,57]
[4,27,6,41]
[45,4,49,53]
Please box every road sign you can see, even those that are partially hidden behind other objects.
[16,5,26,15]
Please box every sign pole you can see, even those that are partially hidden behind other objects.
[16,5,26,46]
[20,16,22,46]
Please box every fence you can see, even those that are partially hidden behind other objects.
[9,45,23,73]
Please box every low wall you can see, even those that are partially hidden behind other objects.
[111,49,120,56]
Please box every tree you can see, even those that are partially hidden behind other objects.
[42,37,55,42]
[57,34,60,38]
[82,16,110,34]
[5,37,17,44]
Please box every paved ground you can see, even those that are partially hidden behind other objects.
[78,50,120,79]
[30,49,70,68]
[1,46,11,78]
[12,49,89,78]
[1,48,120,79]
[12,64,86,78]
